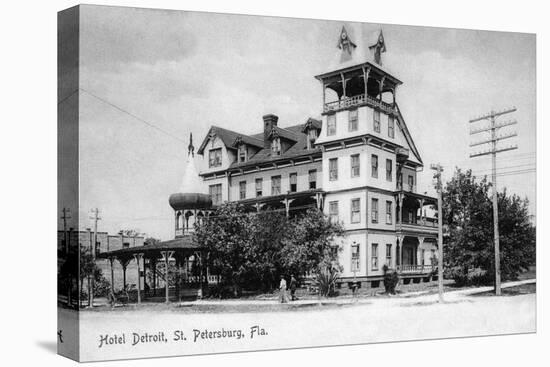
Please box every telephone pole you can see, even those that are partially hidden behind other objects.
[89,208,101,307]
[61,208,71,254]
[469,107,518,296]
[430,163,444,303]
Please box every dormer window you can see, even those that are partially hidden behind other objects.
[208,148,222,168]
[238,144,247,163]
[307,128,318,149]
[271,137,281,156]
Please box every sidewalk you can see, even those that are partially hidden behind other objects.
[177,278,536,307]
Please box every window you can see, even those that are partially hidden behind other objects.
[371,198,379,223]
[351,198,361,223]
[209,184,222,205]
[388,115,395,138]
[351,243,360,272]
[289,172,297,192]
[95,241,101,256]
[431,249,437,264]
[351,154,360,178]
[386,159,392,181]
[372,243,379,270]
[327,114,336,136]
[371,154,378,178]
[239,181,246,200]
[123,242,130,249]
[408,209,414,223]
[271,137,281,156]
[386,244,392,268]
[373,110,380,133]
[271,175,281,195]
[238,145,247,163]
[408,175,414,191]
[208,148,222,168]
[307,128,318,149]
[329,158,338,181]
[309,169,317,189]
[386,201,393,224]
[255,178,263,197]
[348,109,358,132]
[329,201,339,223]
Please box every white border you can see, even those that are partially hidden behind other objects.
[1,0,546,366]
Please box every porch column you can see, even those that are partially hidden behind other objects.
[398,193,404,226]
[160,251,174,303]
[151,257,157,296]
[419,199,425,225]
[397,235,404,269]
[133,253,143,304]
[118,257,131,292]
[392,87,397,106]
[417,237,425,269]
[322,82,326,108]
[378,76,386,100]
[109,257,115,293]
[340,72,347,98]
[284,198,290,217]
[362,66,371,96]
[401,236,405,268]
[315,192,324,210]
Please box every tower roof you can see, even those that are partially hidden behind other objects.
[169,134,212,210]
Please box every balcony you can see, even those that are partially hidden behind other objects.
[324,93,396,114]
[397,264,436,274]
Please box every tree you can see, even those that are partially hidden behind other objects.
[195,204,344,296]
[79,245,102,307]
[442,168,535,285]
[195,203,256,296]
[280,209,344,278]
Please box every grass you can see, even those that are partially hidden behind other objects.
[470,282,536,297]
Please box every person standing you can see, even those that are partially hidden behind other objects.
[289,274,298,301]
[279,275,288,303]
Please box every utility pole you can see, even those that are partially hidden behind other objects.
[469,107,518,296]
[89,208,101,307]
[61,207,72,305]
[430,163,444,303]
[61,208,72,254]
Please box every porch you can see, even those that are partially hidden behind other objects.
[97,235,220,304]
[234,188,325,216]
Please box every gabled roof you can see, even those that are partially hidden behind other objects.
[231,134,264,149]
[197,126,243,155]
[301,118,322,132]
[268,126,298,142]
[197,118,322,172]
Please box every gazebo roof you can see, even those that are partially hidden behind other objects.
[98,235,202,258]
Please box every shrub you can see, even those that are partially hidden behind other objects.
[315,267,340,297]
[382,264,399,294]
[445,266,493,287]
[94,275,112,297]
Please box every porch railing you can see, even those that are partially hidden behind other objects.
[397,264,435,273]
[324,93,396,114]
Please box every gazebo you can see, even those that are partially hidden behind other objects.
[99,134,217,303]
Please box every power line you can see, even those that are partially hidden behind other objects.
[79,87,187,145]
[472,163,536,174]
[57,88,80,106]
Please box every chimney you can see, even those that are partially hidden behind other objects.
[263,114,278,149]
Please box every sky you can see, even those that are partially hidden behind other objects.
[72,5,536,240]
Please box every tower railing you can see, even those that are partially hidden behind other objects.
[324,93,396,114]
